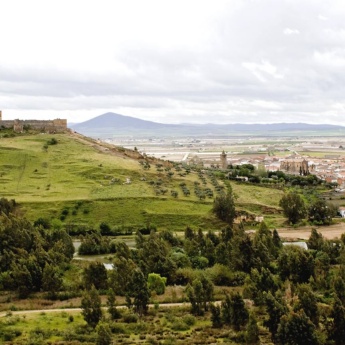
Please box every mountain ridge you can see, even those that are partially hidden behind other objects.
[70,112,345,138]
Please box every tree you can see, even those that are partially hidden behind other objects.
[96,322,112,345]
[186,276,214,316]
[328,296,345,344]
[264,292,287,341]
[277,310,319,345]
[81,286,102,328]
[307,228,324,250]
[246,313,260,344]
[333,276,345,304]
[42,263,62,298]
[107,288,121,320]
[277,245,315,284]
[147,273,167,295]
[83,261,108,290]
[221,292,249,331]
[131,269,150,316]
[245,268,278,306]
[294,284,319,326]
[136,231,177,283]
[212,192,236,225]
[308,199,335,225]
[210,303,222,328]
[279,192,306,224]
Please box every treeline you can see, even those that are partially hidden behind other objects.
[77,222,345,344]
[3,195,345,343]
[0,198,74,298]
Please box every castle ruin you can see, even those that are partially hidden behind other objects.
[0,111,67,133]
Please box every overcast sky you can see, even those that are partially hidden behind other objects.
[1,0,345,124]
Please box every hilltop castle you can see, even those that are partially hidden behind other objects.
[0,110,67,133]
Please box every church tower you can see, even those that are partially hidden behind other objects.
[220,151,227,170]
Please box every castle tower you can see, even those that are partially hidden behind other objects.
[220,151,227,170]
[0,110,2,121]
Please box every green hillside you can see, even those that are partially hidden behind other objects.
[0,131,283,230]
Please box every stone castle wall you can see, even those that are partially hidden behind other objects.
[0,118,67,133]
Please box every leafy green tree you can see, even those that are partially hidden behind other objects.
[264,292,288,341]
[131,269,150,316]
[81,286,103,328]
[210,303,222,328]
[83,261,108,290]
[277,245,315,284]
[294,284,319,326]
[307,228,324,250]
[99,222,111,235]
[245,268,278,306]
[221,292,249,331]
[246,313,260,344]
[328,296,345,344]
[42,263,62,298]
[11,262,33,298]
[272,229,282,252]
[0,197,17,215]
[78,232,110,255]
[212,192,236,225]
[186,276,214,316]
[96,321,112,345]
[186,279,204,316]
[308,199,335,225]
[277,310,319,345]
[279,192,306,224]
[108,256,137,295]
[147,273,167,295]
[136,231,176,282]
[231,232,255,273]
[107,288,121,320]
[333,276,345,305]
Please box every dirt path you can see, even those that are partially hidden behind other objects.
[0,302,225,318]
[277,222,345,240]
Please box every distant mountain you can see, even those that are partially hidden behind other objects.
[70,112,345,138]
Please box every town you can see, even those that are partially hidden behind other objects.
[108,135,345,189]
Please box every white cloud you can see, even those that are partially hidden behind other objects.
[318,14,328,21]
[283,28,300,35]
[242,60,284,82]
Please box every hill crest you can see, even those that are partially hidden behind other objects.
[71,112,345,138]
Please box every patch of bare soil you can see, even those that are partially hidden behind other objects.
[277,221,345,240]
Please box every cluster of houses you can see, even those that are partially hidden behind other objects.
[213,152,345,190]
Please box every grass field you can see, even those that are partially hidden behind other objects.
[0,132,283,230]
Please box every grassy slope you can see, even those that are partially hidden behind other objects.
[0,132,283,230]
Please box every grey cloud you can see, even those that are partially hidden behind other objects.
[2,0,345,124]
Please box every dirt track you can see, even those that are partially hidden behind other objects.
[277,222,345,240]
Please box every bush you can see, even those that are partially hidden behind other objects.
[206,264,246,286]
[171,319,190,331]
[47,138,58,145]
[2,329,22,341]
[110,323,126,334]
[182,315,196,326]
[148,273,167,295]
[172,268,199,285]
[123,313,138,323]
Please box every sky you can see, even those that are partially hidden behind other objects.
[1,0,345,125]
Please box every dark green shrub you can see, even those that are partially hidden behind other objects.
[123,313,138,323]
